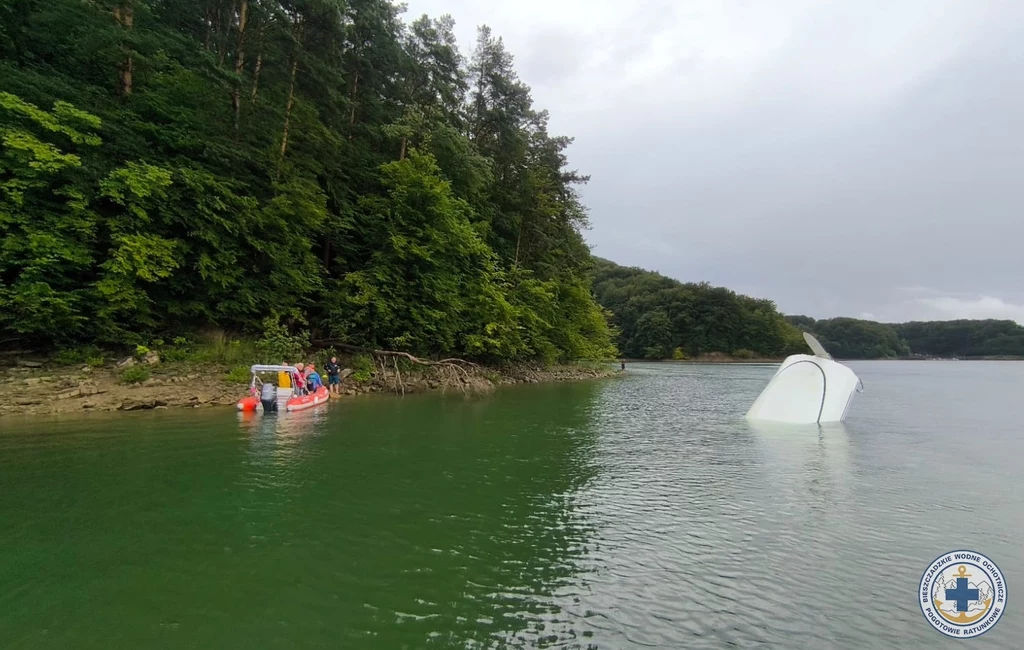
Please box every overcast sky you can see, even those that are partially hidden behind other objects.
[403,0,1024,323]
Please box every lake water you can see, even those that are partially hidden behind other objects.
[0,361,1020,649]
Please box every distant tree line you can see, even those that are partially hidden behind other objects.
[0,0,616,363]
[591,259,806,359]
[787,316,1024,358]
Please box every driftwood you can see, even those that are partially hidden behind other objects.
[317,341,478,367]
[314,340,479,394]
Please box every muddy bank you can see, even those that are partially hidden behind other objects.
[0,360,617,417]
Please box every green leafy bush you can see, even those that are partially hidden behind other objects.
[120,365,150,384]
[482,370,501,384]
[256,318,309,363]
[672,347,686,360]
[189,335,258,365]
[351,354,374,382]
[52,349,81,365]
[320,346,339,364]
[225,365,252,384]
[86,356,105,368]
[52,345,101,365]
[134,344,150,358]
[160,346,191,363]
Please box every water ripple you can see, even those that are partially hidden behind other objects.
[0,364,1021,648]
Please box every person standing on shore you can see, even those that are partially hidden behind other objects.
[324,356,341,395]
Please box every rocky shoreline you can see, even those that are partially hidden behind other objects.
[0,360,617,418]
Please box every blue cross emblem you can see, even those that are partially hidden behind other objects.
[946,576,979,612]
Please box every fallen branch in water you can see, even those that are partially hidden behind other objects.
[314,341,478,368]
[314,340,476,395]
[392,357,405,396]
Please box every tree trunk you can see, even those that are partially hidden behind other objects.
[513,224,522,269]
[473,62,486,141]
[215,7,227,67]
[231,91,241,137]
[278,17,304,162]
[113,4,134,96]
[231,0,249,137]
[399,135,407,161]
[279,57,299,160]
[204,7,213,50]
[250,49,263,103]
[235,0,249,72]
[347,69,359,140]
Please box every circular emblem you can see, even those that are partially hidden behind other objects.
[920,550,1007,638]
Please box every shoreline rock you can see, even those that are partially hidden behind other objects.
[0,362,617,418]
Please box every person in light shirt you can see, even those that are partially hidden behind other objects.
[293,362,307,395]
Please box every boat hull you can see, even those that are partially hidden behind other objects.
[745,354,860,424]
[285,385,330,411]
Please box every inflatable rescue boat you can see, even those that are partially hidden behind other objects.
[236,364,330,413]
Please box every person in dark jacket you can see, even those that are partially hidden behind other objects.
[324,356,342,394]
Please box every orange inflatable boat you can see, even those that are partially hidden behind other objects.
[236,365,330,413]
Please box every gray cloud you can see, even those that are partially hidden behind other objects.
[404,0,1024,323]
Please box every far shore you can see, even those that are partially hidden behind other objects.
[624,358,783,364]
[621,355,1024,364]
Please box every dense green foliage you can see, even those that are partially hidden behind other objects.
[896,320,1024,357]
[591,258,805,359]
[785,316,910,359]
[0,0,614,363]
[787,316,1024,358]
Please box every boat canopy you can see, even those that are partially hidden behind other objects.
[249,364,299,374]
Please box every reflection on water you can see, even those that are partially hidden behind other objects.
[746,420,851,513]
[0,363,1022,649]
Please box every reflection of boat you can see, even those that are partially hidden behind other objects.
[746,333,863,424]
[746,419,852,510]
[236,364,330,413]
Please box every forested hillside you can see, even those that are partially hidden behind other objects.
[785,316,910,359]
[591,258,805,359]
[787,316,1024,358]
[0,0,615,363]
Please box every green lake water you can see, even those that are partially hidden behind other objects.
[0,362,1021,649]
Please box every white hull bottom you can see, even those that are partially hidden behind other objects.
[745,354,860,424]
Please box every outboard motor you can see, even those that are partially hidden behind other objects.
[260,382,278,412]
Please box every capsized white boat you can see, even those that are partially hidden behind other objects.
[745,332,863,424]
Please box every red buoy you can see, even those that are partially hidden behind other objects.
[236,396,259,412]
